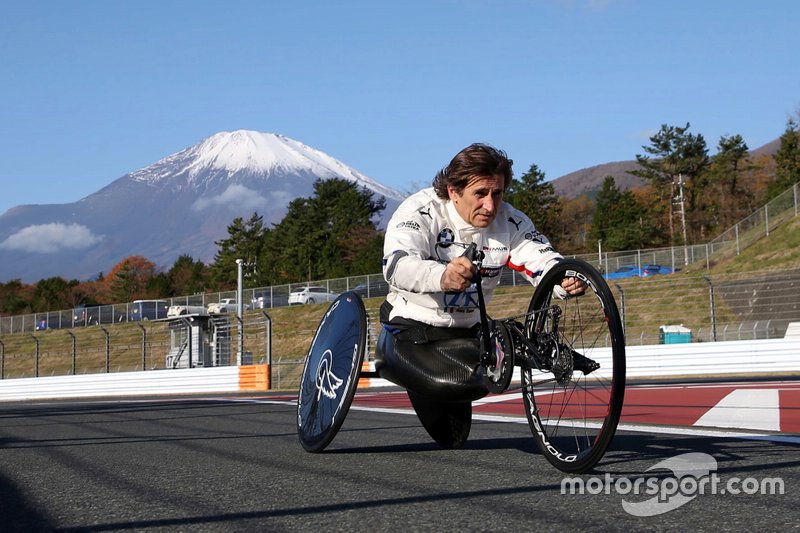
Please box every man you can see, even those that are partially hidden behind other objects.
[375,143,583,448]
[381,142,582,329]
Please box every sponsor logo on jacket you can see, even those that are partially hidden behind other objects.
[396,220,421,231]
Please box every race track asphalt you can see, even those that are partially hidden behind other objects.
[1,390,798,532]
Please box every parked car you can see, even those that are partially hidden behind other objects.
[129,300,170,321]
[604,266,642,279]
[288,286,340,305]
[207,298,249,315]
[351,280,390,299]
[251,292,290,309]
[641,264,675,276]
[167,304,208,317]
[73,303,108,325]
[605,264,675,279]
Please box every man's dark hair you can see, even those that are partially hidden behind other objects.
[432,143,514,200]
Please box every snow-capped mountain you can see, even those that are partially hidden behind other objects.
[0,130,405,282]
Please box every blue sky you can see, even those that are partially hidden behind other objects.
[1,0,798,216]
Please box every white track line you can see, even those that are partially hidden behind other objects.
[242,398,800,444]
[693,389,781,431]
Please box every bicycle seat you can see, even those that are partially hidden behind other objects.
[374,327,490,403]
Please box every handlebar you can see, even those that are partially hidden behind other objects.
[461,242,486,265]
[460,243,493,367]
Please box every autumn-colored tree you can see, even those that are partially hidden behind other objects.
[105,256,158,302]
[553,195,594,254]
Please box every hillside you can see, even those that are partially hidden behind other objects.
[706,214,800,274]
[549,136,782,199]
[551,160,643,199]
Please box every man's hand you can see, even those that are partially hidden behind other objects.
[440,256,477,292]
[560,276,587,296]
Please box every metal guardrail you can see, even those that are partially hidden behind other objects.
[4,336,796,399]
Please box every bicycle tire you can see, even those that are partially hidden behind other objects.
[297,292,366,452]
[520,258,625,473]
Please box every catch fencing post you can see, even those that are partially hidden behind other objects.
[262,311,273,389]
[703,276,717,342]
[236,258,244,365]
[138,324,147,370]
[795,182,798,217]
[100,327,110,372]
[67,330,77,375]
[31,334,40,377]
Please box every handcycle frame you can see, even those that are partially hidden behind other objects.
[297,244,626,474]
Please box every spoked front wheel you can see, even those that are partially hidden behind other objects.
[520,258,625,473]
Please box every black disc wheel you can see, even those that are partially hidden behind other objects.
[520,258,625,473]
[297,292,366,452]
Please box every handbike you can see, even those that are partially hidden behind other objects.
[296,247,626,474]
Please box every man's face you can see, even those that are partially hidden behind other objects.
[448,174,505,228]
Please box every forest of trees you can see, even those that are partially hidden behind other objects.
[2,117,799,316]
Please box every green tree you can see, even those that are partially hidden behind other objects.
[504,164,562,239]
[629,123,709,245]
[210,213,266,289]
[768,117,800,200]
[696,134,754,237]
[588,177,658,251]
[258,179,386,283]
[0,279,31,315]
[588,177,622,246]
[146,273,172,298]
[168,255,208,295]
[31,277,77,312]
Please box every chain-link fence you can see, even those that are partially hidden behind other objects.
[2,268,799,389]
[611,269,800,345]
[0,311,272,380]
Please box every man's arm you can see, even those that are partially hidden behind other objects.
[382,200,448,294]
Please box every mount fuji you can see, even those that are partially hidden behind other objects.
[0,130,406,282]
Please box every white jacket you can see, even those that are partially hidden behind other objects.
[383,187,563,327]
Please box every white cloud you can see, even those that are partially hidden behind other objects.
[268,190,295,205]
[192,184,268,212]
[0,223,103,253]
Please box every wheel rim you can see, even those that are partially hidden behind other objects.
[521,259,625,473]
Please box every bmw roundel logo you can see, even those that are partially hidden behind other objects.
[437,228,455,247]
